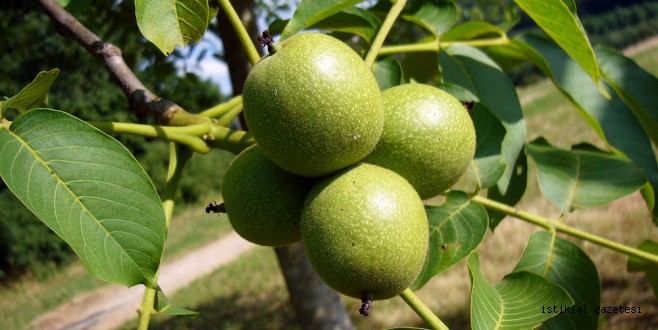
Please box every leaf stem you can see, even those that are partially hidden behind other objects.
[137,144,192,330]
[218,0,261,65]
[216,102,244,127]
[199,95,243,118]
[399,288,449,330]
[441,36,509,48]
[137,286,157,330]
[90,121,212,153]
[207,125,255,154]
[364,0,407,68]
[378,40,438,56]
[472,195,658,265]
[377,36,510,56]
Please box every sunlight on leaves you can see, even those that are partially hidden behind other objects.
[468,253,573,329]
[526,138,647,212]
[0,109,166,288]
[411,191,488,290]
[281,0,362,39]
[135,0,210,55]
[515,231,601,329]
[2,69,60,116]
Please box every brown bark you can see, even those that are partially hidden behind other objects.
[215,2,355,329]
[37,0,202,125]
[276,243,356,330]
[216,0,260,129]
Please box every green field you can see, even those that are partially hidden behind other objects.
[2,40,658,330]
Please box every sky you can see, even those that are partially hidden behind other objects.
[174,2,295,97]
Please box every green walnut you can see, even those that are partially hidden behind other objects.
[243,32,384,177]
[365,83,476,199]
[301,163,428,308]
[221,145,311,246]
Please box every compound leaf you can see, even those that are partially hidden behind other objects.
[516,34,658,222]
[412,191,488,290]
[515,231,600,329]
[0,109,166,288]
[526,138,646,211]
[135,0,209,55]
[468,253,573,330]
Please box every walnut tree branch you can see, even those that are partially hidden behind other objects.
[37,0,206,126]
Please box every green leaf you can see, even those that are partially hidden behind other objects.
[512,0,604,94]
[412,191,488,290]
[135,0,210,55]
[437,82,478,102]
[440,45,527,193]
[597,46,658,147]
[0,109,166,288]
[312,7,380,43]
[471,104,507,189]
[2,69,60,115]
[156,290,199,317]
[515,231,600,329]
[468,253,573,330]
[516,34,658,222]
[487,152,527,230]
[373,56,402,90]
[627,240,658,297]
[441,21,505,42]
[484,44,528,72]
[628,240,658,272]
[402,0,458,37]
[281,0,362,40]
[401,51,439,84]
[526,138,646,211]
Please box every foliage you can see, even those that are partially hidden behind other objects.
[0,0,227,281]
[1,0,658,329]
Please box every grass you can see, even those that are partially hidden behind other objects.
[3,39,658,330]
[123,247,299,330]
[0,197,234,330]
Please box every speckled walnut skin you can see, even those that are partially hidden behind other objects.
[366,84,476,199]
[222,145,312,246]
[243,32,384,178]
[301,163,429,300]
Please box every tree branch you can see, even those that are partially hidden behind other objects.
[36,0,207,126]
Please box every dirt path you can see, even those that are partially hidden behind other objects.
[30,232,254,330]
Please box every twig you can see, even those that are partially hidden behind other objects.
[364,0,407,68]
[399,288,449,330]
[472,195,658,265]
[36,0,206,126]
